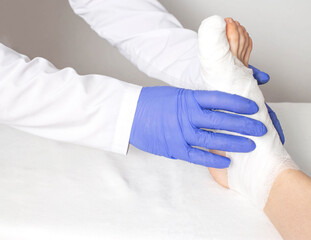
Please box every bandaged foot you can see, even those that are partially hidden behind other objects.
[198,15,298,209]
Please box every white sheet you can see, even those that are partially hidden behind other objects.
[0,103,310,240]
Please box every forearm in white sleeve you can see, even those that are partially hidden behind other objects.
[0,43,142,154]
[68,0,205,89]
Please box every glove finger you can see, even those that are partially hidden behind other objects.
[248,64,270,85]
[192,109,267,136]
[193,90,259,114]
[186,129,255,153]
[266,104,285,144]
[187,147,231,168]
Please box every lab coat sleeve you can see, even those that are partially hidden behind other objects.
[68,0,204,90]
[0,43,142,154]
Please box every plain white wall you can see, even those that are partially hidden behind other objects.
[1,0,310,102]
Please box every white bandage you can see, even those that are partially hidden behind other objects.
[198,15,298,209]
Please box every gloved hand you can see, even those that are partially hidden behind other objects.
[249,65,285,144]
[130,86,267,168]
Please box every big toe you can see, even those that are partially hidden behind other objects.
[198,15,230,64]
[225,18,239,58]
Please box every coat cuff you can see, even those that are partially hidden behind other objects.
[111,83,142,155]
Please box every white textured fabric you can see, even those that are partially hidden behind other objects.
[0,43,142,154]
[0,103,310,239]
[198,16,298,209]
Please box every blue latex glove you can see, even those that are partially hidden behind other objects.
[130,86,267,168]
[266,104,285,144]
[249,64,270,85]
[250,65,285,144]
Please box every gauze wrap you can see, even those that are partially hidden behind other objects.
[198,15,298,209]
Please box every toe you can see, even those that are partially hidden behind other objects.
[241,26,249,57]
[225,18,239,58]
[236,22,246,59]
[244,36,253,66]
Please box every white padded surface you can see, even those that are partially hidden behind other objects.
[0,103,310,240]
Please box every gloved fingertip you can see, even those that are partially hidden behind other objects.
[280,134,285,145]
[242,138,256,152]
[256,72,270,85]
[207,156,231,169]
[248,100,259,114]
[216,158,231,169]
[259,123,268,136]
[250,121,267,137]
[249,65,270,85]
[276,124,285,145]
[266,104,286,145]
[227,137,256,153]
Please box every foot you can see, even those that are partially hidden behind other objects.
[199,16,296,209]
[208,17,253,189]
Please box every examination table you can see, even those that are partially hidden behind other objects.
[0,103,310,239]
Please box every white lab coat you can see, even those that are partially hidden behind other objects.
[0,0,203,155]
[68,0,204,89]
